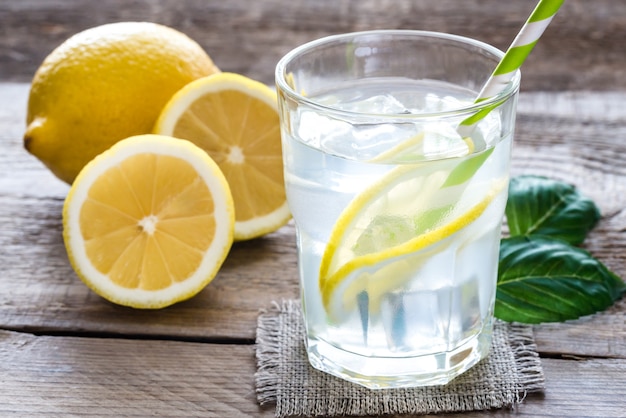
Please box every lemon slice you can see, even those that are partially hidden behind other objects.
[154,72,290,241]
[319,159,506,322]
[63,134,235,309]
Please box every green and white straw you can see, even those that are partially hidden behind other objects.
[458,0,564,136]
[443,0,564,187]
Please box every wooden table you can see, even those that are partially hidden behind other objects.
[1,1,625,416]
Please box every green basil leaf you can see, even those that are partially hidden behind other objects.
[506,175,601,245]
[496,236,625,324]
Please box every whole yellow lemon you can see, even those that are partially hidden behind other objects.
[24,21,220,184]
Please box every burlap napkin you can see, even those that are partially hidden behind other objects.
[255,299,544,417]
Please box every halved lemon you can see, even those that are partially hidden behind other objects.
[154,72,290,241]
[63,134,235,309]
[319,158,506,322]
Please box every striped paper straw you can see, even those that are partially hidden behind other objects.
[458,0,564,135]
[443,0,564,187]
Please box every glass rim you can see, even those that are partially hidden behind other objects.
[275,29,521,121]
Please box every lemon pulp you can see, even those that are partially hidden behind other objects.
[154,73,290,241]
[81,153,217,290]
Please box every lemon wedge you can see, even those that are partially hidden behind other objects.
[63,134,235,309]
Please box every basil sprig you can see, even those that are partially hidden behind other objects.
[495,175,625,323]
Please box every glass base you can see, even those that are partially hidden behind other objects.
[305,325,493,389]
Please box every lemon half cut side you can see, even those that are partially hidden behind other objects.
[154,72,291,241]
[63,134,235,309]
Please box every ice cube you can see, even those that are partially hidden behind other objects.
[296,108,353,149]
[421,122,470,159]
[404,92,470,114]
[337,93,410,115]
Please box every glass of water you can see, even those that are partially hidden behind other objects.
[275,30,520,389]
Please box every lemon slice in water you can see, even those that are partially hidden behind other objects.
[319,156,506,322]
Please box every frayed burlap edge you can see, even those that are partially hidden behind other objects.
[255,299,544,417]
[505,322,546,395]
[256,301,283,406]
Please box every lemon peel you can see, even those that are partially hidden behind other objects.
[25,22,219,184]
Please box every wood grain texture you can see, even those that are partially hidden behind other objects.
[2,83,626,358]
[3,86,626,417]
[0,330,273,417]
[1,1,626,410]
[1,330,625,417]
[0,82,300,341]
[1,0,625,90]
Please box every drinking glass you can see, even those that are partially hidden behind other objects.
[275,30,520,389]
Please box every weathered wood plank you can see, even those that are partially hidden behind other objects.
[1,330,626,417]
[0,184,300,341]
[0,196,299,341]
[0,330,273,417]
[0,0,624,90]
[2,83,626,358]
[1,2,624,415]
[504,98,626,359]
[0,81,299,341]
